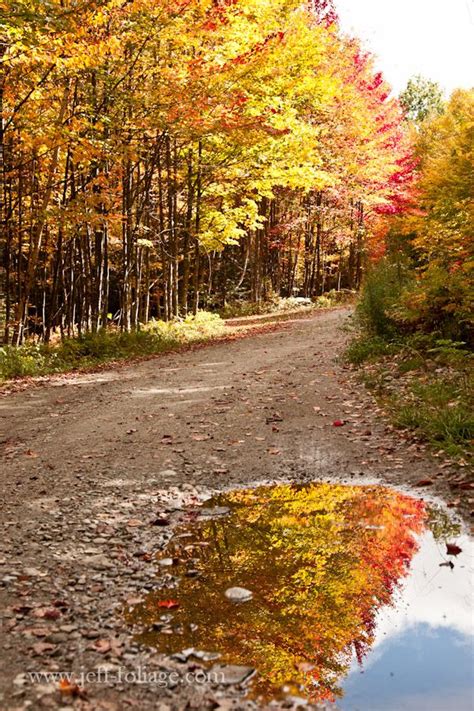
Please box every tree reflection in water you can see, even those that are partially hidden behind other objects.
[128,483,429,703]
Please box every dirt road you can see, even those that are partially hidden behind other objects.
[0,308,462,710]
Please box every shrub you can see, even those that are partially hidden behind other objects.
[355,258,412,337]
[394,264,474,345]
[345,335,400,366]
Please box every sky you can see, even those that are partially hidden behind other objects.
[335,0,474,96]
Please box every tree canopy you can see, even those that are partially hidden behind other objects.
[0,0,412,343]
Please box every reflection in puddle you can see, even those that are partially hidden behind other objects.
[127,483,473,708]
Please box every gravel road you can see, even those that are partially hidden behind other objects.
[0,308,464,710]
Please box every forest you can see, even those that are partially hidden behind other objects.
[1,0,420,344]
[0,0,472,430]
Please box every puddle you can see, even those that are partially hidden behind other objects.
[127,483,474,709]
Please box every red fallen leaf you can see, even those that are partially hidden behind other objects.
[157,599,179,609]
[59,679,84,697]
[333,420,345,427]
[446,543,462,556]
[415,479,434,487]
[44,608,61,620]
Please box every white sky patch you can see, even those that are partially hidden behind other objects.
[355,531,474,671]
[335,0,474,95]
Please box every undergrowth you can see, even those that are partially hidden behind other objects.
[220,290,355,319]
[0,312,225,382]
[346,267,473,462]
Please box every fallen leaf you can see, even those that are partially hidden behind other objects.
[44,608,61,620]
[333,420,345,427]
[59,679,84,697]
[446,543,462,556]
[415,479,434,487]
[157,599,179,609]
[126,519,144,527]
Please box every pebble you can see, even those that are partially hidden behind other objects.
[224,587,253,602]
[158,558,175,567]
[211,665,256,686]
[198,506,231,519]
[23,568,45,577]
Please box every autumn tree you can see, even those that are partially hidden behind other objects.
[399,75,445,124]
[0,0,412,343]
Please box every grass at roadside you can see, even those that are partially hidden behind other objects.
[0,295,350,384]
[346,332,474,463]
[0,312,226,383]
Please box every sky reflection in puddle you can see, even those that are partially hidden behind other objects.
[127,483,474,709]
